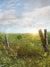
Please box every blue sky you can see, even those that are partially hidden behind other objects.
[0,0,50,33]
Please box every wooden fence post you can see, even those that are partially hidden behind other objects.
[44,29,48,52]
[5,35,9,53]
[44,29,48,46]
[39,29,48,52]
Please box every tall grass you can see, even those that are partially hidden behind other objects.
[0,32,50,67]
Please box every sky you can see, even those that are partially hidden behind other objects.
[0,0,50,33]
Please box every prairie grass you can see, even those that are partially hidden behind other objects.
[0,32,50,67]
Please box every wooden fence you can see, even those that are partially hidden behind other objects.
[39,29,48,52]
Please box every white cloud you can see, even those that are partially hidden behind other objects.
[21,0,50,11]
[0,6,50,30]
[0,0,50,33]
[5,0,17,4]
[0,9,2,12]
[17,3,21,6]
[7,4,15,8]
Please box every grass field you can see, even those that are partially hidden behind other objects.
[0,32,50,67]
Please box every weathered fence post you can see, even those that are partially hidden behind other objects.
[44,29,48,52]
[39,29,48,52]
[44,29,48,46]
[5,35,9,53]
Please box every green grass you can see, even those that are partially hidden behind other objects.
[0,32,50,67]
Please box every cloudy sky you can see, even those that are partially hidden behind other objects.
[0,0,50,33]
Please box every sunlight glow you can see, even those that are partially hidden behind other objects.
[32,31,38,34]
[31,29,38,34]
[31,28,44,34]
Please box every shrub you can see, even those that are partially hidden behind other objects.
[0,33,5,43]
[17,35,22,40]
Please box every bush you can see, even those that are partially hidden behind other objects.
[0,33,5,43]
[17,35,22,40]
